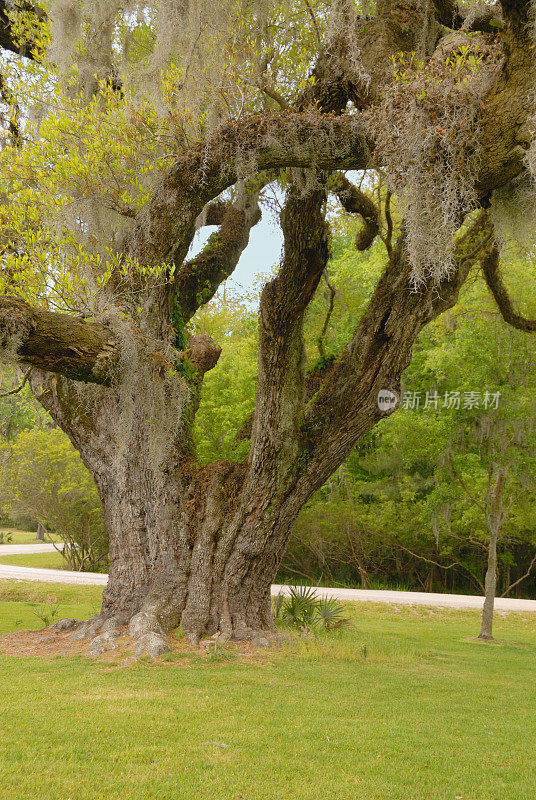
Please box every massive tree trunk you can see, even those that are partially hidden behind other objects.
[1,0,535,656]
[17,206,487,654]
[31,362,303,647]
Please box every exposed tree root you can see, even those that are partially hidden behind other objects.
[46,578,279,658]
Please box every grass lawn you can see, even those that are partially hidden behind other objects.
[0,581,535,799]
[0,550,68,570]
[0,528,62,545]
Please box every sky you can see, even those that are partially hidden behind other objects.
[188,170,360,298]
[188,202,284,296]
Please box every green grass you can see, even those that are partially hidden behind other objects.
[0,550,68,570]
[0,528,63,545]
[0,581,103,632]
[1,581,536,799]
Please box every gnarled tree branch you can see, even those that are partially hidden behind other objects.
[330,172,380,251]
[247,176,330,480]
[122,112,370,271]
[172,189,262,328]
[482,245,536,332]
[292,211,495,501]
[0,297,119,385]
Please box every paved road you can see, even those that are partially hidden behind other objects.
[0,543,62,555]
[273,585,536,612]
[0,543,106,585]
[1,545,536,611]
[0,563,107,585]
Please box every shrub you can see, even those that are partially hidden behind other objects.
[274,586,350,634]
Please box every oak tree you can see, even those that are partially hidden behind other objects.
[1,0,536,654]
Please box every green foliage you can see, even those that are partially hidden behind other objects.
[192,289,259,462]
[274,585,349,633]
[282,220,536,598]
[0,366,45,441]
[31,601,61,629]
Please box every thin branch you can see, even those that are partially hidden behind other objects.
[329,172,380,251]
[317,270,336,359]
[501,551,536,597]
[0,0,46,59]
[394,541,485,592]
[302,0,322,46]
[0,367,31,397]
[500,486,528,527]
[445,452,487,513]
[383,190,393,259]
[394,542,460,571]
[259,82,288,109]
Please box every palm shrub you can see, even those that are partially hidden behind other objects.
[273,586,350,633]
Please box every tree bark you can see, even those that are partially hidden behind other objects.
[0,297,119,385]
[32,370,297,647]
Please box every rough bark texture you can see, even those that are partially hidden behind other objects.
[1,1,536,653]
[0,297,119,385]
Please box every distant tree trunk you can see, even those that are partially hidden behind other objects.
[36,522,46,542]
[479,468,506,640]
[503,563,510,595]
[425,564,436,593]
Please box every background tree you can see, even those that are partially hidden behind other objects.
[0,0,536,656]
[0,426,108,571]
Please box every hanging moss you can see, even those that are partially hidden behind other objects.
[367,34,502,285]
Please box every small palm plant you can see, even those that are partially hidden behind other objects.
[273,586,350,634]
